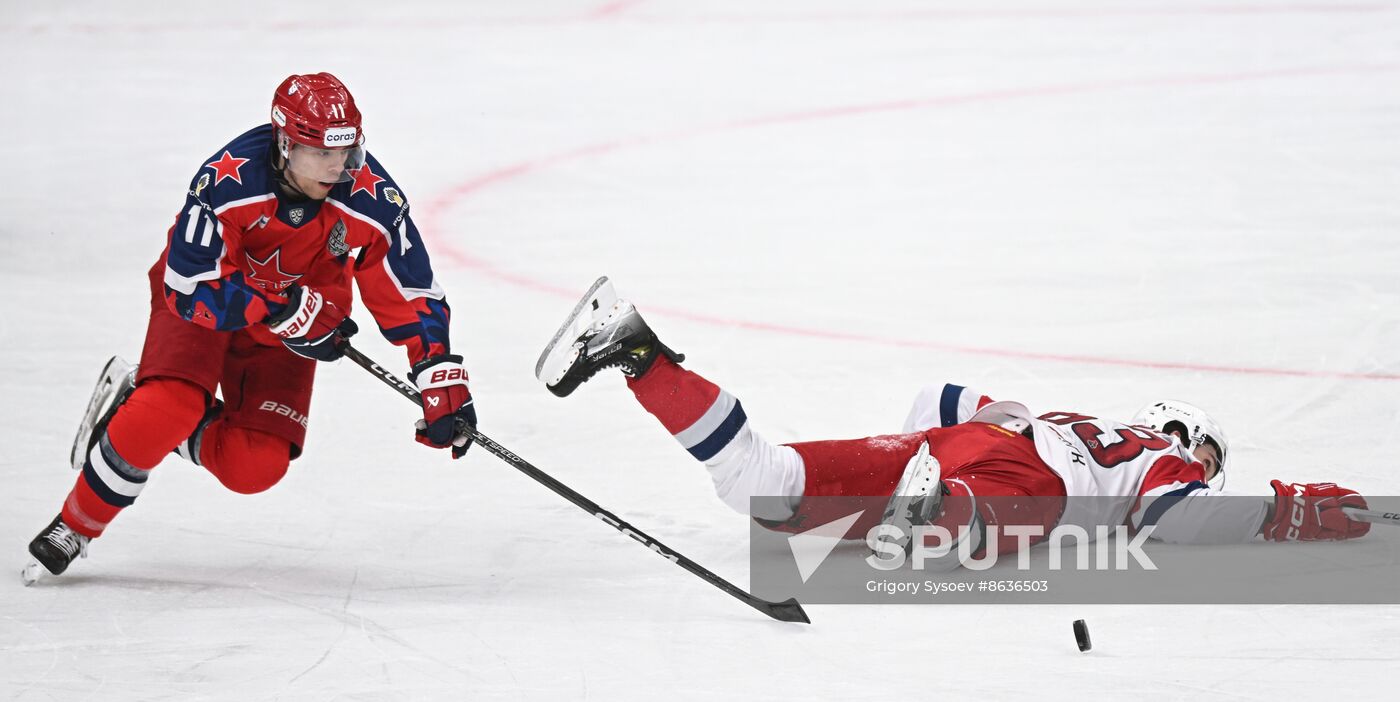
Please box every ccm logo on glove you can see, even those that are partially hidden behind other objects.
[1263,480,1370,542]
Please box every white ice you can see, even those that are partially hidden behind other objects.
[3,1,1399,699]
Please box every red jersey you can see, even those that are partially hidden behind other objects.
[160,124,451,364]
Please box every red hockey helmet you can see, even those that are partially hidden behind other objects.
[270,72,366,186]
[271,72,364,149]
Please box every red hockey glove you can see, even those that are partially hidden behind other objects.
[409,354,476,458]
[265,285,357,362]
[1261,480,1371,542]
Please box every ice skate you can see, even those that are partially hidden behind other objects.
[879,441,945,536]
[70,356,137,471]
[877,443,982,570]
[21,515,90,585]
[535,277,684,398]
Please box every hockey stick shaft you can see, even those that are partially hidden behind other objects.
[340,342,810,624]
[1342,507,1400,527]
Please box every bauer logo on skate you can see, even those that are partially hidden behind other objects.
[258,400,308,428]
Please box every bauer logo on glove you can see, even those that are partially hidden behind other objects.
[409,354,477,459]
[264,285,357,362]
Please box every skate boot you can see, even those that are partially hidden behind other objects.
[876,442,982,571]
[535,277,684,398]
[22,515,91,585]
[879,441,945,536]
[70,356,137,471]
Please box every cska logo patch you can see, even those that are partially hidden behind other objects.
[327,219,349,257]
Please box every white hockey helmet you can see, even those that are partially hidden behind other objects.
[1132,400,1229,488]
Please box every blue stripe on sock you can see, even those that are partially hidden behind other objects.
[687,401,748,461]
[99,434,148,484]
[939,383,966,427]
[1139,481,1209,527]
[81,460,138,508]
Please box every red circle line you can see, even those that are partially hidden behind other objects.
[420,63,1400,382]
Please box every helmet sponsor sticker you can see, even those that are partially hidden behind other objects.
[272,106,287,127]
[324,127,358,147]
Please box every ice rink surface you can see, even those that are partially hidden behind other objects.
[2,0,1399,699]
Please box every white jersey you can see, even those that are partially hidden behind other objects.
[903,383,1266,543]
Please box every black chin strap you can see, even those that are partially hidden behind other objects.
[269,141,313,202]
[273,164,313,202]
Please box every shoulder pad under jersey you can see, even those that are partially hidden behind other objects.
[189,124,277,211]
[327,152,410,232]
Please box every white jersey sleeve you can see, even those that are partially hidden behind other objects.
[903,383,995,433]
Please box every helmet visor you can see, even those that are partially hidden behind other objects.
[286,142,366,185]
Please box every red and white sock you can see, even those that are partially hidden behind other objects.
[627,356,804,519]
[61,378,206,538]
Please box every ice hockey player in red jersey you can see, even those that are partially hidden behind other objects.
[535,278,1370,565]
[23,73,476,584]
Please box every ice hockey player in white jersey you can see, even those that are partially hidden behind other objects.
[535,278,1371,563]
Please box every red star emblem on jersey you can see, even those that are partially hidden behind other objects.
[206,150,250,186]
[348,163,386,198]
[245,249,303,292]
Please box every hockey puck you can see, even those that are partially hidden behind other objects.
[1073,619,1091,652]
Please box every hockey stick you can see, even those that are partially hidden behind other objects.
[339,342,811,624]
[1342,507,1400,527]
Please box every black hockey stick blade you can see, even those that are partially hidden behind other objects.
[759,597,811,624]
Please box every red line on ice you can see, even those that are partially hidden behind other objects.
[11,4,1391,34]
[420,64,1400,383]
